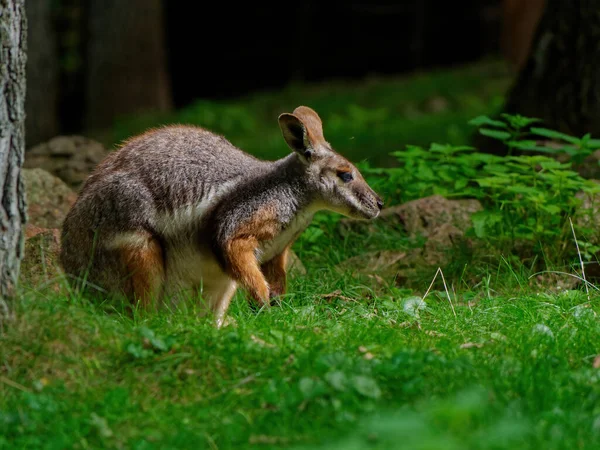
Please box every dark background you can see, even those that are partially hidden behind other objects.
[164,1,501,106]
[27,0,510,145]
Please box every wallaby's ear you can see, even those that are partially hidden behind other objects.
[278,113,307,155]
[293,106,325,145]
[278,106,326,162]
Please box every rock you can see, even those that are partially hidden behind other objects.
[574,182,600,279]
[336,249,423,281]
[24,135,108,190]
[385,195,483,237]
[572,150,600,180]
[336,196,483,280]
[23,168,77,229]
[575,181,600,241]
[340,195,483,238]
[423,223,467,265]
[19,225,64,291]
[336,225,469,282]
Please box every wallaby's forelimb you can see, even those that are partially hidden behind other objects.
[225,236,270,305]
[222,207,280,305]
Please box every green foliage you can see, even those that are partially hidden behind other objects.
[365,115,600,260]
[472,113,600,162]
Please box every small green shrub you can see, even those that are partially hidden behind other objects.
[471,113,600,162]
[364,115,600,261]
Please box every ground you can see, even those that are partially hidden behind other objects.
[3,61,600,449]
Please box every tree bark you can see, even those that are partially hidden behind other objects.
[501,0,546,70]
[85,0,172,130]
[24,0,58,146]
[504,0,600,137]
[0,0,27,322]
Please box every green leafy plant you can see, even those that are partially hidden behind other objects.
[364,115,600,260]
[471,113,600,162]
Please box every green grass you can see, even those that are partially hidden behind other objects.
[2,266,600,449]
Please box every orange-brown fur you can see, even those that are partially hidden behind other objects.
[224,205,280,305]
[119,234,164,307]
[335,164,353,173]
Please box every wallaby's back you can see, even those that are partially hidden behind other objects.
[83,125,269,212]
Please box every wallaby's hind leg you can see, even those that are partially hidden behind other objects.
[116,233,165,307]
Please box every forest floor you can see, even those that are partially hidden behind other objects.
[3,60,600,449]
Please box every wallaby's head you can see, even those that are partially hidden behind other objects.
[279,106,383,220]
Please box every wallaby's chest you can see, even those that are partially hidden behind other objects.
[258,209,315,263]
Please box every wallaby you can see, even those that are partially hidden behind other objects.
[60,106,382,326]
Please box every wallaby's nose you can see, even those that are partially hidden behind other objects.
[376,198,384,210]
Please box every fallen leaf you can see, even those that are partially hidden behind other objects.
[363,352,375,360]
[425,330,446,337]
[322,290,355,303]
[594,355,600,369]
[367,274,387,285]
[249,435,289,445]
[358,346,368,353]
[460,342,484,349]
[250,335,275,348]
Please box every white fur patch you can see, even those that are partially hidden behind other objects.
[105,231,150,249]
[162,243,237,323]
[163,245,226,291]
[155,180,238,237]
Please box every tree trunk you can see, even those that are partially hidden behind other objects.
[24,0,58,146]
[85,0,172,130]
[504,0,600,137]
[501,0,546,70]
[0,0,27,323]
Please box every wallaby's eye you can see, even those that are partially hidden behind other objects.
[337,171,353,183]
[304,149,313,160]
